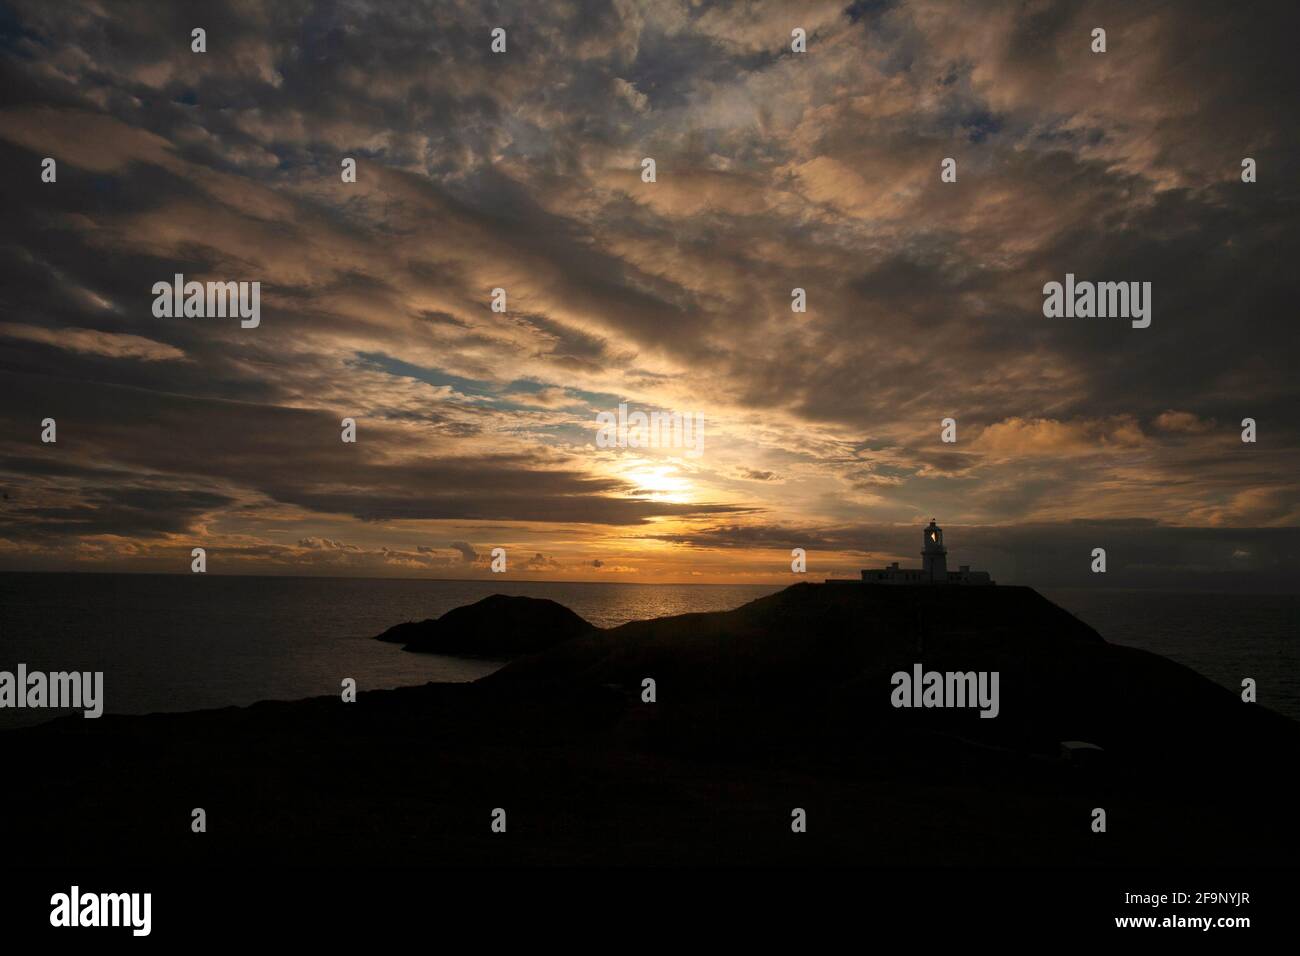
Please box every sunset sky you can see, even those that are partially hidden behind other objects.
[1,0,1296,588]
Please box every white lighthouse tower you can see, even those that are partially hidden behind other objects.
[921,518,947,583]
[852,518,993,585]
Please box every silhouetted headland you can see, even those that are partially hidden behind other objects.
[376,593,597,657]
[5,582,1296,866]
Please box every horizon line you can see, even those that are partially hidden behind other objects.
[0,568,1294,596]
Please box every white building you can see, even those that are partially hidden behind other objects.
[859,520,994,585]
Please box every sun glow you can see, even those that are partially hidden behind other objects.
[623,463,694,503]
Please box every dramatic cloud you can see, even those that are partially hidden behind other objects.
[0,0,1295,585]
[0,323,186,362]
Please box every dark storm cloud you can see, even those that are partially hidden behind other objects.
[2,486,234,539]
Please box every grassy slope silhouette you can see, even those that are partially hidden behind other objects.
[5,583,1295,866]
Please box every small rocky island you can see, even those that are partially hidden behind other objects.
[4,583,1296,866]
[376,593,597,657]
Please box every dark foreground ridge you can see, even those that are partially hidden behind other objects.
[5,583,1297,866]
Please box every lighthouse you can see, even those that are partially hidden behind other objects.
[851,519,994,585]
[921,519,947,583]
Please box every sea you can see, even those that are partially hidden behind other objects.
[0,573,1295,728]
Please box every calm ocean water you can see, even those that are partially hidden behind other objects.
[0,573,1294,727]
[0,573,780,729]
[1043,588,1299,722]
